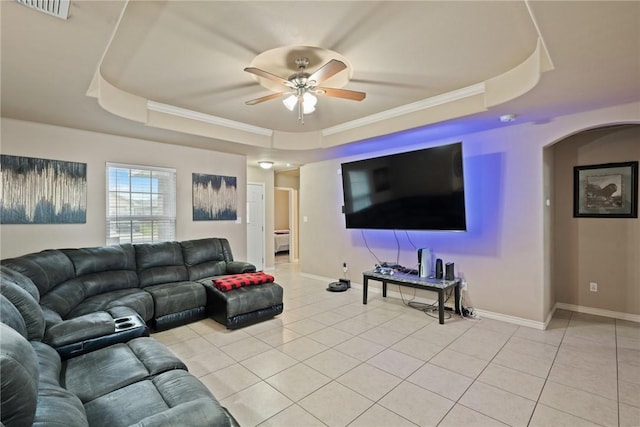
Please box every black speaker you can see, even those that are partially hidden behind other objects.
[445,262,455,280]
[435,259,443,279]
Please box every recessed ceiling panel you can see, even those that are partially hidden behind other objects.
[99,1,539,133]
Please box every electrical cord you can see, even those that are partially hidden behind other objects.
[360,230,382,265]
[393,230,401,266]
[404,230,418,251]
[362,229,461,321]
[398,286,454,320]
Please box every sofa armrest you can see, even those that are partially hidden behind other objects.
[43,312,115,348]
[225,261,256,274]
[43,309,149,359]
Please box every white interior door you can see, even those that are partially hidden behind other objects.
[247,182,265,270]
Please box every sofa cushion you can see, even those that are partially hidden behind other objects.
[135,242,189,287]
[63,245,136,276]
[31,341,89,427]
[67,289,154,321]
[39,278,87,318]
[1,249,75,296]
[63,337,186,403]
[0,280,45,340]
[0,323,39,427]
[84,370,233,427]
[0,294,28,338]
[181,238,229,265]
[1,265,41,301]
[144,281,206,317]
[180,238,231,281]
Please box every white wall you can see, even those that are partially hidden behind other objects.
[299,102,640,325]
[1,118,248,259]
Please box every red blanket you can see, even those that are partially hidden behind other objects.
[213,272,274,292]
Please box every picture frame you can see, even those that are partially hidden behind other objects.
[1,155,87,224]
[573,161,638,218]
[192,173,238,221]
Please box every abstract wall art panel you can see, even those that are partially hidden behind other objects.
[1,155,87,224]
[192,173,237,221]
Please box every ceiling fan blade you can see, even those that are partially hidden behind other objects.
[245,92,286,105]
[316,87,366,101]
[244,67,294,88]
[308,59,347,85]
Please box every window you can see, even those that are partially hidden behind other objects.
[106,163,176,244]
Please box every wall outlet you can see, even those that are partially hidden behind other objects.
[590,282,598,292]
[342,262,348,273]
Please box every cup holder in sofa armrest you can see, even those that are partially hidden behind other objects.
[114,315,145,331]
[46,313,150,360]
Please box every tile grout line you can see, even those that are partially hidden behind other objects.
[523,311,570,426]
[529,312,618,427]
[435,319,520,426]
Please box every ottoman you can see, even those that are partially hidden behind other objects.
[203,273,284,329]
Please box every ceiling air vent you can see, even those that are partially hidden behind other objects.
[14,0,70,20]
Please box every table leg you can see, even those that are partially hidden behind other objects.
[363,276,368,304]
[438,289,445,324]
[382,281,387,298]
[454,282,461,315]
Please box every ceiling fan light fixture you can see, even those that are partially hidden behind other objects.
[258,161,274,169]
[302,92,317,114]
[245,49,365,124]
[282,94,298,111]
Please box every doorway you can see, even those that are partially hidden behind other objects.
[275,187,299,263]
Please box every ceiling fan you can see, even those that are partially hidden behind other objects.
[244,57,366,124]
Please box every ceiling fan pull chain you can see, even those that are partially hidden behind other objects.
[298,96,304,124]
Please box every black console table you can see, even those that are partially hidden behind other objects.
[362,271,461,324]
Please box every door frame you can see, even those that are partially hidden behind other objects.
[247,182,266,270]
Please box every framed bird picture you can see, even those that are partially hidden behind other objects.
[573,161,638,218]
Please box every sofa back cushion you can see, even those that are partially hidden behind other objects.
[0,323,39,427]
[0,278,45,341]
[31,341,89,426]
[0,265,41,301]
[0,294,28,338]
[63,245,137,276]
[1,250,75,296]
[180,238,233,281]
[135,242,188,287]
[61,244,139,300]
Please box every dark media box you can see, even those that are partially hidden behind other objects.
[445,262,455,280]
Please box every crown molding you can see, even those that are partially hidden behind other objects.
[146,101,273,137]
[321,83,485,137]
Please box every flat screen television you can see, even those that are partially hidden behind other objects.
[341,142,466,230]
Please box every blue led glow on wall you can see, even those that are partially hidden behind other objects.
[341,131,506,257]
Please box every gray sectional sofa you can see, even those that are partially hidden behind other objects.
[0,237,285,426]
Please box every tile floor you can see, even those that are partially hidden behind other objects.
[153,262,640,427]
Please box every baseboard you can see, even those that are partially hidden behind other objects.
[543,305,557,330]
[555,302,640,323]
[472,308,546,330]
